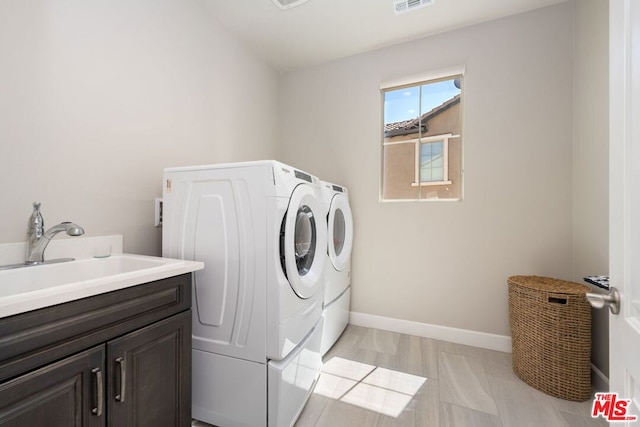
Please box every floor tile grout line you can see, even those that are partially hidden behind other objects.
[437,347,503,419]
[440,400,505,426]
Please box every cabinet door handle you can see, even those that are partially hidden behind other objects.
[115,356,126,402]
[91,367,104,416]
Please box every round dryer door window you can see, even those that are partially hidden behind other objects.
[333,209,346,256]
[282,184,327,299]
[328,193,353,272]
[294,205,316,275]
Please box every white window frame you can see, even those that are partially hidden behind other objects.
[380,66,465,91]
[412,134,452,186]
[380,66,464,202]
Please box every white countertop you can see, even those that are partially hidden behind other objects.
[0,236,203,318]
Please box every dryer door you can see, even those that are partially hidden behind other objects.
[328,192,353,272]
[282,184,327,299]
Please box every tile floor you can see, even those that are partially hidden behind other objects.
[193,325,607,426]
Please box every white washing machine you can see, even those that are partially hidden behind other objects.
[162,160,326,427]
[319,181,353,355]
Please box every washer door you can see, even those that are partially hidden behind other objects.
[328,193,353,272]
[282,184,327,299]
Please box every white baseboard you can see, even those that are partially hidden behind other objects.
[349,311,512,353]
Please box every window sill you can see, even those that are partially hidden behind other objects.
[410,181,452,187]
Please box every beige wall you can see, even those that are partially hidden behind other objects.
[573,0,609,382]
[0,0,279,255]
[279,3,574,336]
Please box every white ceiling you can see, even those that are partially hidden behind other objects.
[201,0,568,71]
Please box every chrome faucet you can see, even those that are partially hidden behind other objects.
[26,202,85,265]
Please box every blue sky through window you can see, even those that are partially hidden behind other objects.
[384,78,460,124]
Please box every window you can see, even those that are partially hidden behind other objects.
[381,71,463,201]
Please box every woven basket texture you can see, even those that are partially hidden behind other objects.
[508,275,592,401]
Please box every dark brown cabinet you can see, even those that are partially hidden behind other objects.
[0,346,105,427]
[0,274,192,427]
[107,311,191,427]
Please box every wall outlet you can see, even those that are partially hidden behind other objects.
[155,198,163,227]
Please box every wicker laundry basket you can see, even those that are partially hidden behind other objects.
[508,275,592,401]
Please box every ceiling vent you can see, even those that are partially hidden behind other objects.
[393,0,434,15]
[271,0,311,10]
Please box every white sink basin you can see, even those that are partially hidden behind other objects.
[1,256,168,297]
[0,254,204,318]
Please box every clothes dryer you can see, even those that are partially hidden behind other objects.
[162,160,326,427]
[319,181,353,355]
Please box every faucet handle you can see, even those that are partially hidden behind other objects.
[28,202,44,235]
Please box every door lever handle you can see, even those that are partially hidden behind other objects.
[586,287,620,315]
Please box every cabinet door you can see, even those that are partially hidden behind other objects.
[0,346,105,427]
[107,311,191,427]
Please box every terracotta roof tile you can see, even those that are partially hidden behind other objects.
[384,94,460,133]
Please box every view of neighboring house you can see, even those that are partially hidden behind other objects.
[382,91,462,201]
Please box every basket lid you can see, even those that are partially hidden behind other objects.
[508,275,590,294]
